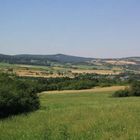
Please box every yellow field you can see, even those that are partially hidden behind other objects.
[71,69,121,75]
[42,86,126,94]
[15,69,64,78]
[105,60,136,65]
[15,69,121,77]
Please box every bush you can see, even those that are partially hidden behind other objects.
[112,89,129,97]
[0,74,40,118]
[130,82,140,96]
[113,81,140,97]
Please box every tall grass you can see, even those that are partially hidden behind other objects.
[0,90,139,140]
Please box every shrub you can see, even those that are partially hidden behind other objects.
[0,87,40,118]
[130,82,140,96]
[112,89,129,97]
[0,74,40,118]
[113,81,140,97]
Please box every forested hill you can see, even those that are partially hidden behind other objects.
[0,54,140,66]
[0,54,51,66]
[0,54,93,65]
[41,54,94,63]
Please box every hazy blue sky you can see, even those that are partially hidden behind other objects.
[0,0,140,58]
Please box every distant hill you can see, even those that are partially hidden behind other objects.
[0,54,52,66]
[102,57,140,65]
[0,54,139,66]
[43,54,94,63]
[122,57,140,62]
[0,54,94,66]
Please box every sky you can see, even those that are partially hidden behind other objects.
[0,0,140,58]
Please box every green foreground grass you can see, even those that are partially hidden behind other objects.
[0,90,140,140]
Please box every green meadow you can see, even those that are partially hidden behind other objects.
[0,90,140,140]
